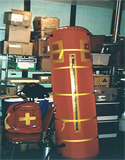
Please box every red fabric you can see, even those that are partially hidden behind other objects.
[49,27,99,159]
[5,102,42,134]
[5,132,41,143]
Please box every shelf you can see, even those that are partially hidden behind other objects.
[2,78,52,84]
[97,115,118,121]
[93,65,125,69]
[0,95,19,99]
[0,80,7,84]
[2,53,50,58]
[96,102,120,105]
[93,74,110,76]
[93,65,112,69]
[2,69,51,73]
[7,78,40,83]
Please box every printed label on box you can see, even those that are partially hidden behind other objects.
[18,63,34,69]
[16,58,37,63]
[18,63,29,69]
[10,14,23,22]
[97,95,106,101]
[41,77,48,80]
[9,44,22,48]
[24,14,29,21]
[29,63,34,68]
[47,46,50,51]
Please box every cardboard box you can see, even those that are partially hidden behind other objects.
[33,74,51,83]
[4,41,33,55]
[4,9,31,27]
[94,75,110,88]
[8,58,37,70]
[91,35,105,52]
[34,30,52,39]
[5,25,31,43]
[33,39,50,56]
[94,87,118,102]
[37,58,51,71]
[1,85,17,96]
[33,17,59,31]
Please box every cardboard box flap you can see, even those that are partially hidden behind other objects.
[4,9,31,26]
[11,9,31,15]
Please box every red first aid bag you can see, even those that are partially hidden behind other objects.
[4,102,42,134]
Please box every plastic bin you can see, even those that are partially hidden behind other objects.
[92,54,111,65]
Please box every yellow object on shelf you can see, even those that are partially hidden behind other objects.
[7,78,39,83]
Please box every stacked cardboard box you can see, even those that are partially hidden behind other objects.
[33,38,50,57]
[33,17,59,39]
[32,16,59,76]
[32,17,59,57]
[94,75,110,88]
[3,9,33,56]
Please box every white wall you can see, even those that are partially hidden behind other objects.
[120,10,125,36]
[0,0,124,40]
[31,0,71,30]
[76,5,113,36]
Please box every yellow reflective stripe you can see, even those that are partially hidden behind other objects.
[51,49,88,53]
[52,66,91,70]
[57,136,98,143]
[50,49,91,59]
[4,113,11,130]
[55,116,96,122]
[55,116,97,131]
[53,92,94,96]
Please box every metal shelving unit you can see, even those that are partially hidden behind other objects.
[93,65,118,87]
[0,53,52,96]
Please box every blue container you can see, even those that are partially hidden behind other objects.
[34,98,50,117]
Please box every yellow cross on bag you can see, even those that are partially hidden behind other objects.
[19,113,36,125]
